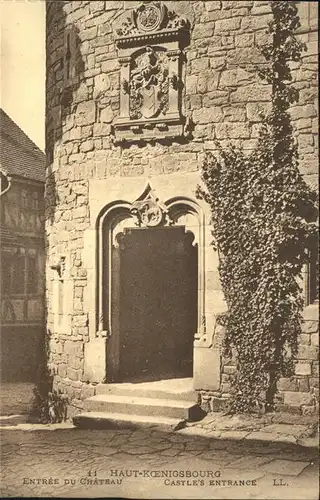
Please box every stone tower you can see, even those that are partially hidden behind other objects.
[46,1,318,418]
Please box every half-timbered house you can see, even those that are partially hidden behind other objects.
[0,109,45,382]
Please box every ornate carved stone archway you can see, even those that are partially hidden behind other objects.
[95,183,206,381]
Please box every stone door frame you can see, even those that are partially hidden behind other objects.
[84,175,222,390]
[95,191,205,382]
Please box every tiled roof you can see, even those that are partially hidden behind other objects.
[0,109,45,183]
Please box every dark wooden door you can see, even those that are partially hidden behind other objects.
[118,226,197,382]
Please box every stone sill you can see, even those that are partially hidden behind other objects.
[113,115,186,144]
[115,27,189,48]
[114,113,183,128]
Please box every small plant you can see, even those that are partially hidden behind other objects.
[47,389,69,423]
[29,387,68,424]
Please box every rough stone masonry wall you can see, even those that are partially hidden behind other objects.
[45,1,318,418]
[203,305,319,416]
[201,2,319,416]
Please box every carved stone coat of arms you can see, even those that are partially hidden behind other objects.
[113,1,190,143]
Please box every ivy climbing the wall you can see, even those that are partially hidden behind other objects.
[197,1,318,414]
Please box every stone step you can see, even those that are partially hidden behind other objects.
[84,394,203,421]
[73,411,186,431]
[95,382,198,402]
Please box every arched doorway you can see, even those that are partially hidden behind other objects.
[97,185,203,383]
[117,225,197,382]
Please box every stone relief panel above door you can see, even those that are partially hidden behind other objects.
[112,2,191,144]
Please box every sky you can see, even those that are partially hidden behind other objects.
[1,0,45,151]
